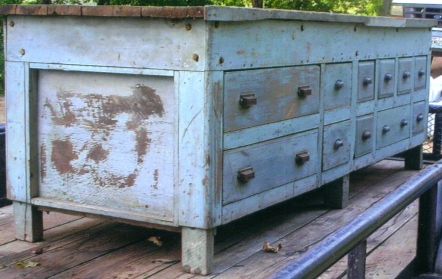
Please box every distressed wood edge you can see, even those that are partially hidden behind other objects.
[0,4,436,27]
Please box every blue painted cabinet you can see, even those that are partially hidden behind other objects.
[1,5,435,275]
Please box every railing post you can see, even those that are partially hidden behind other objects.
[416,184,439,274]
[348,240,367,279]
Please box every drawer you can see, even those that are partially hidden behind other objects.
[376,105,410,149]
[398,57,413,94]
[323,63,352,111]
[223,130,318,204]
[355,114,374,157]
[412,101,427,135]
[378,59,395,98]
[415,56,427,90]
[358,61,375,102]
[224,66,320,132]
[322,120,351,170]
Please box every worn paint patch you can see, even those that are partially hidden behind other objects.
[43,84,165,189]
[152,169,159,189]
[86,144,109,163]
[51,139,78,175]
[40,144,47,179]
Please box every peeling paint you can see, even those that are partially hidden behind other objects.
[135,128,151,164]
[51,139,78,175]
[86,144,109,163]
[152,169,159,189]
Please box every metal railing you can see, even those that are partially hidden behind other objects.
[274,161,442,279]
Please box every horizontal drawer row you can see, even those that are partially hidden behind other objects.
[224,56,427,132]
[223,102,426,204]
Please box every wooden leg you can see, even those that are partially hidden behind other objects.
[181,227,214,275]
[348,240,367,279]
[404,144,423,170]
[13,201,43,242]
[324,175,350,209]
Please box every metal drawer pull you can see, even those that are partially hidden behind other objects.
[363,77,372,86]
[402,71,411,79]
[239,94,257,108]
[334,139,344,150]
[295,151,310,165]
[400,119,408,128]
[237,167,255,183]
[297,86,312,98]
[384,73,393,82]
[418,69,425,78]
[361,130,372,141]
[334,80,345,90]
[382,125,391,134]
[417,113,424,122]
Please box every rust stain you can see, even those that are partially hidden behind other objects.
[51,139,78,175]
[44,96,77,127]
[86,144,109,163]
[152,169,159,189]
[135,128,151,163]
[40,144,47,179]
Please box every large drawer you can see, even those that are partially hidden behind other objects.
[323,63,352,111]
[376,105,411,149]
[224,66,320,132]
[322,120,352,170]
[412,101,427,135]
[223,130,318,204]
[357,61,375,102]
[355,114,374,157]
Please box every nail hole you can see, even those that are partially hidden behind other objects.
[192,54,199,62]
[185,23,192,31]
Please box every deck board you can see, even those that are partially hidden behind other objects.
[0,159,423,278]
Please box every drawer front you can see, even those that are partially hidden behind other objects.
[358,61,375,102]
[378,59,395,98]
[322,120,352,170]
[323,63,352,111]
[415,56,427,90]
[223,130,318,204]
[398,57,413,94]
[376,105,411,149]
[224,66,320,132]
[355,114,374,157]
[412,101,427,135]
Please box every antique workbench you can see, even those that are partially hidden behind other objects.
[0,5,435,274]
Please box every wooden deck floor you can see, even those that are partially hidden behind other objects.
[0,160,420,279]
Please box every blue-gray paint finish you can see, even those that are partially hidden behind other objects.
[398,57,414,94]
[413,101,427,135]
[323,63,352,111]
[223,66,320,132]
[357,61,375,102]
[376,105,411,149]
[378,59,396,98]
[415,56,428,90]
[355,114,374,158]
[322,120,352,171]
[222,130,318,205]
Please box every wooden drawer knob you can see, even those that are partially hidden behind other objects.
[382,125,391,134]
[297,86,312,98]
[417,113,424,122]
[363,77,372,86]
[237,167,255,183]
[361,130,371,141]
[384,73,393,82]
[295,151,310,165]
[400,119,408,128]
[239,94,257,109]
[402,71,411,79]
[334,80,345,90]
[418,69,425,78]
[334,139,344,150]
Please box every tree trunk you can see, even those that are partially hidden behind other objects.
[383,0,392,16]
[252,0,263,8]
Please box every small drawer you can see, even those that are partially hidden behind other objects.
[358,61,375,102]
[415,56,427,90]
[322,120,351,170]
[398,57,413,94]
[224,66,320,132]
[355,114,374,157]
[323,63,352,111]
[376,105,410,149]
[223,130,318,204]
[412,101,427,135]
[378,59,395,98]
